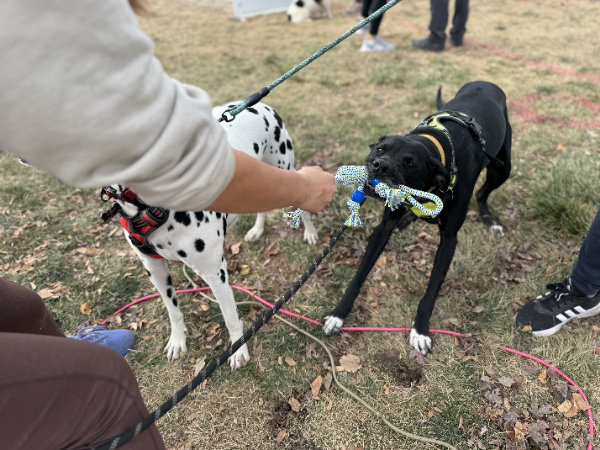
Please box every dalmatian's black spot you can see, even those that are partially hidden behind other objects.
[274,126,281,142]
[253,143,259,154]
[166,288,172,298]
[273,110,283,128]
[264,106,271,112]
[295,0,304,5]
[157,244,164,249]
[204,217,209,224]
[177,250,187,258]
[195,239,205,253]
[174,212,191,226]
[172,298,178,307]
[168,241,172,245]
[286,139,292,150]
[167,225,174,232]
[247,107,259,115]
[216,212,221,219]
[263,117,269,128]
[279,142,286,154]
[217,230,220,237]
[288,163,291,170]
[167,275,173,286]
[194,211,204,223]
[223,217,227,237]
[146,270,151,277]
[220,269,226,283]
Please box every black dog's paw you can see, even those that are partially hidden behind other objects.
[489,224,505,238]
[322,316,344,335]
[409,328,432,355]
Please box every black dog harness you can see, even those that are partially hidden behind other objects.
[406,110,502,224]
[100,187,169,259]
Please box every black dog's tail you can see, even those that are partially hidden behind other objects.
[436,86,443,110]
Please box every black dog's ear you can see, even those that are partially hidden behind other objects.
[430,158,450,191]
[377,135,387,142]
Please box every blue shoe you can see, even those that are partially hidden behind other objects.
[67,325,136,356]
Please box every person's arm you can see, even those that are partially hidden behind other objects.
[208,150,335,214]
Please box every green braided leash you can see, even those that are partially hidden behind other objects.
[283,166,444,228]
[218,0,404,123]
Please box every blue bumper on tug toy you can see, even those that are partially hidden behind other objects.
[283,165,444,228]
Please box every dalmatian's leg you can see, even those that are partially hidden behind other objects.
[244,212,267,242]
[187,257,249,370]
[301,211,318,245]
[126,236,187,361]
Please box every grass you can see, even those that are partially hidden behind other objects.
[2,0,600,448]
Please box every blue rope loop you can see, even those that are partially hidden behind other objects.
[220,0,403,122]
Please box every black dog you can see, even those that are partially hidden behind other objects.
[323,81,512,354]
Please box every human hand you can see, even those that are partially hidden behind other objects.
[295,166,336,213]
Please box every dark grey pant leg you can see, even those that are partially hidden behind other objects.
[429,0,449,43]
[450,0,469,40]
[572,205,600,296]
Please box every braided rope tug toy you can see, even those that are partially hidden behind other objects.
[283,165,444,228]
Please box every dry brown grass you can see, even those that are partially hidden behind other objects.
[2,0,600,448]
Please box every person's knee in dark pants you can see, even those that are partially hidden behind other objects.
[412,0,469,51]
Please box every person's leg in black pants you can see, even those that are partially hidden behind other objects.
[449,0,469,46]
[360,0,395,52]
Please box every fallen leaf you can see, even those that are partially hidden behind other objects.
[595,347,600,355]
[384,385,390,395]
[38,288,55,299]
[538,370,547,384]
[572,393,589,411]
[499,376,515,387]
[285,356,296,367]
[311,375,323,398]
[521,325,532,332]
[459,416,463,428]
[240,265,250,275]
[376,256,387,269]
[472,305,484,313]
[288,397,301,413]
[324,372,333,391]
[80,300,92,315]
[200,304,210,311]
[339,354,361,373]
[434,407,443,413]
[557,400,573,415]
[504,398,511,410]
[231,242,241,255]
[563,346,572,354]
[546,265,554,275]
[275,430,287,443]
[556,143,566,151]
[428,411,434,418]
[278,356,283,365]
[259,397,264,406]
[327,400,332,411]
[141,335,150,341]
[193,357,206,377]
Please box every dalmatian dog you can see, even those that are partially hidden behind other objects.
[287,0,332,23]
[109,102,317,368]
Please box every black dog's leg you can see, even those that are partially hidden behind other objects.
[410,227,459,354]
[476,116,512,238]
[322,206,410,335]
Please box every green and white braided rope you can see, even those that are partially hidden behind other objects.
[283,166,444,228]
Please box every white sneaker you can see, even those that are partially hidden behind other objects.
[361,36,395,52]
[355,17,368,35]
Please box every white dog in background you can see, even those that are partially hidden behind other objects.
[287,0,332,23]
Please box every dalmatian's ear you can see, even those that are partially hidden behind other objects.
[18,158,30,166]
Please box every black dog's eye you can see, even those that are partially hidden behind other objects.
[377,147,383,153]
[403,157,414,167]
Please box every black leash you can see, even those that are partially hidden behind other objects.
[92,224,347,450]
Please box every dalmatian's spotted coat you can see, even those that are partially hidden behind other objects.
[112,102,317,369]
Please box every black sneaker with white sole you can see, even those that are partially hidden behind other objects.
[515,277,600,337]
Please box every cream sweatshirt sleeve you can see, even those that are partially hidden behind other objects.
[0,0,235,212]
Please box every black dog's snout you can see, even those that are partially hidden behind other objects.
[372,159,388,173]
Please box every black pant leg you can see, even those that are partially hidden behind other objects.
[429,0,449,43]
[366,0,387,35]
[450,0,469,40]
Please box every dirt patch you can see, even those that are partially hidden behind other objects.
[270,400,323,450]
[372,349,423,386]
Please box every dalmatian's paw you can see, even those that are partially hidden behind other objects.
[164,328,188,361]
[304,228,318,246]
[245,225,264,242]
[489,225,505,238]
[409,328,432,355]
[322,316,344,335]
[230,344,250,370]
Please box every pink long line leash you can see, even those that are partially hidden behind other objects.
[104,286,594,448]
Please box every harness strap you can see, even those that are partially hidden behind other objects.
[419,134,446,166]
